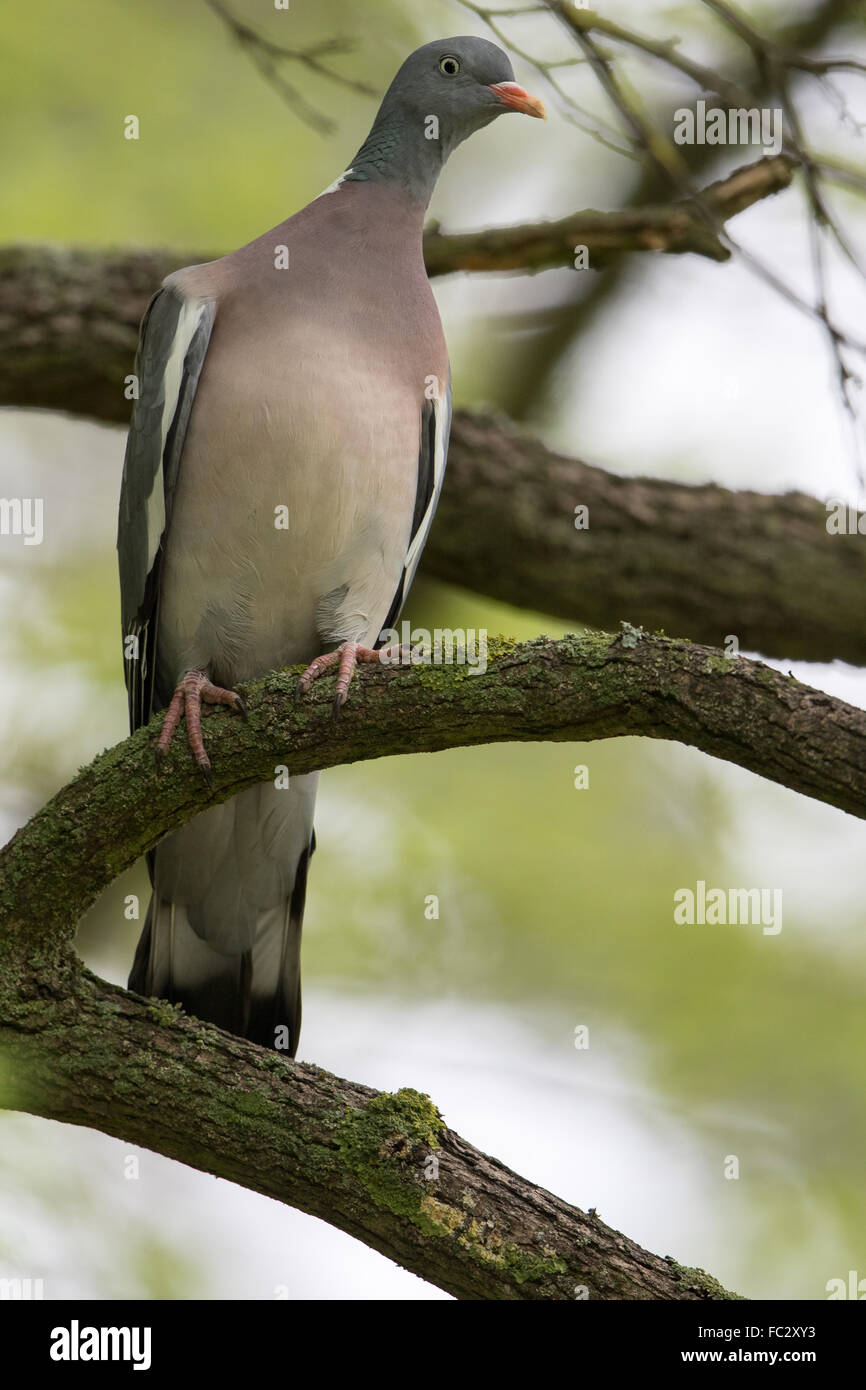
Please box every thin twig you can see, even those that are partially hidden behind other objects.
[204,0,374,134]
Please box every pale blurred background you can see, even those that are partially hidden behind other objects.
[1,0,865,1299]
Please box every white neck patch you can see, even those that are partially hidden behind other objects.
[316,168,353,198]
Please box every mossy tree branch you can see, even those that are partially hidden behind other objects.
[3,631,865,947]
[1,631,863,1298]
[0,964,739,1302]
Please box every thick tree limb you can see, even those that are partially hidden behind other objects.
[9,627,860,1300]
[3,633,864,951]
[440,414,866,667]
[2,633,861,1296]
[0,155,830,668]
[0,962,739,1301]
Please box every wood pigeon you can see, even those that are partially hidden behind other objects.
[118,36,545,1054]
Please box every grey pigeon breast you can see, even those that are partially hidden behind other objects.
[156,181,448,691]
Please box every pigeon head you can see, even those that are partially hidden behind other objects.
[346,37,546,204]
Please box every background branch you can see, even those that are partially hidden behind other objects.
[466,0,862,420]
[0,153,793,420]
[424,155,794,272]
[438,413,866,666]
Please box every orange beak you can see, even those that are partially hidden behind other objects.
[488,81,547,120]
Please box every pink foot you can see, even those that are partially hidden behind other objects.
[297,641,406,716]
[155,668,246,785]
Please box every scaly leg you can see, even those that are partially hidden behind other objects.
[156,668,246,785]
[297,642,408,716]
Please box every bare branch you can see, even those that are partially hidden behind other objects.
[464,0,862,417]
[2,642,860,1296]
[424,155,794,272]
[15,630,856,1300]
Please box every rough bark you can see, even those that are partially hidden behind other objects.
[3,629,863,1297]
[3,631,864,950]
[0,957,738,1301]
[440,414,866,666]
[3,628,862,1297]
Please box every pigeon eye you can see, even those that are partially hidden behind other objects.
[439,56,460,77]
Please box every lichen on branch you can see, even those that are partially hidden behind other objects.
[2,628,860,1300]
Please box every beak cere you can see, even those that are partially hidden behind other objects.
[488,81,547,119]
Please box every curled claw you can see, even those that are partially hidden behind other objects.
[297,641,408,715]
[155,668,245,785]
